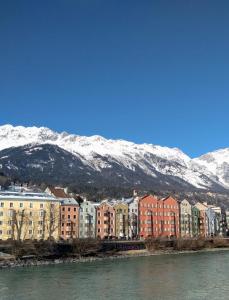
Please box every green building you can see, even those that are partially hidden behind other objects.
[192,206,200,237]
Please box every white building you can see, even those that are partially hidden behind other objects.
[124,196,139,239]
[79,199,98,238]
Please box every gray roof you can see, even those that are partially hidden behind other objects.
[60,198,79,206]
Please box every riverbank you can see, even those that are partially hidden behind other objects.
[1,247,229,269]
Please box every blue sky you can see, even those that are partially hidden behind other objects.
[0,0,229,157]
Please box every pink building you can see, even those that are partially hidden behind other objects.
[96,201,115,239]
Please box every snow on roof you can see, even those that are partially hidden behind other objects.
[60,198,79,206]
[0,191,58,201]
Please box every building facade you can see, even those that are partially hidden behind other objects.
[96,201,115,239]
[139,195,180,239]
[158,196,180,238]
[194,203,209,237]
[180,199,192,237]
[192,206,200,237]
[114,201,129,239]
[125,197,139,239]
[60,198,79,240]
[139,195,158,239]
[0,191,60,241]
[79,199,97,238]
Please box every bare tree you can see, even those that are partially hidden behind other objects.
[11,209,30,241]
[45,202,60,240]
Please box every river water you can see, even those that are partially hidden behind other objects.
[0,250,228,300]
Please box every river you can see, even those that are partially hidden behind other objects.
[0,250,228,300]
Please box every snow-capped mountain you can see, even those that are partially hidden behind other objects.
[0,124,228,192]
[193,149,229,188]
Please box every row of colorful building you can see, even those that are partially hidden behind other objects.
[0,185,228,241]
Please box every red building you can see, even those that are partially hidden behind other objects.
[139,195,180,239]
[158,196,180,238]
[96,201,115,239]
[60,198,79,240]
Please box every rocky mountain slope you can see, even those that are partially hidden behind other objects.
[0,124,228,193]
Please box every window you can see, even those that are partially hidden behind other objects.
[20,203,23,208]
[30,212,33,217]
[29,230,33,235]
[7,230,12,235]
[0,221,2,225]
[10,203,13,208]
[73,215,76,219]
[8,211,14,217]
[29,221,33,225]
[0,230,2,235]
[74,207,76,212]
[62,214,65,219]
[68,215,70,219]
[38,221,43,225]
[0,212,3,217]
[62,207,65,211]
[61,231,64,235]
[29,203,33,208]
[68,208,71,212]
[40,203,44,209]
[0,203,4,208]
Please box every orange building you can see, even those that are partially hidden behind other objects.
[60,198,79,240]
[139,195,180,239]
[158,196,180,238]
[139,195,158,238]
[96,201,115,239]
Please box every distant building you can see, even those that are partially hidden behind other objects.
[139,195,180,239]
[180,199,192,238]
[0,191,60,241]
[114,201,129,239]
[194,202,209,237]
[79,199,97,238]
[124,197,139,239]
[139,195,158,239]
[60,198,79,240]
[226,211,229,236]
[206,204,226,236]
[192,206,200,237]
[96,200,115,239]
[45,186,69,198]
[159,196,180,238]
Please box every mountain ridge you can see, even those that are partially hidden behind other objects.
[0,124,228,192]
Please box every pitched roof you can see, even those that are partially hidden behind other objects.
[48,186,69,198]
[60,198,79,206]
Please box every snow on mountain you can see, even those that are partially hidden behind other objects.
[193,148,229,188]
[0,124,228,190]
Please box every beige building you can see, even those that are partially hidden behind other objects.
[180,199,192,237]
[114,201,128,239]
[0,191,61,241]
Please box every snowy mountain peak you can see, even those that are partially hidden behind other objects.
[0,124,228,191]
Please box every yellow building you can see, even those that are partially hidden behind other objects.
[0,191,61,241]
[114,201,129,239]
